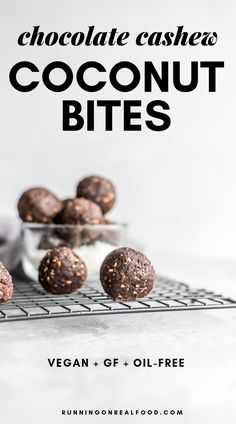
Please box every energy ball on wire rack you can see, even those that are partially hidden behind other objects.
[38,247,87,294]
[100,247,155,301]
[18,187,63,223]
[76,176,116,214]
[0,261,13,303]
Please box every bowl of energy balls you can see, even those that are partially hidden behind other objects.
[16,174,156,302]
[18,176,127,281]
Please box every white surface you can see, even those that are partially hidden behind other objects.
[0,256,236,424]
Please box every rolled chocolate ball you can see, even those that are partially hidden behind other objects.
[76,176,116,214]
[100,247,155,301]
[38,247,87,294]
[0,261,13,303]
[59,198,104,225]
[56,198,104,246]
[18,187,62,223]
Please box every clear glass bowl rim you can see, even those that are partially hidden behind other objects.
[21,222,128,231]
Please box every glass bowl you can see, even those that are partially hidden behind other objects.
[21,222,128,282]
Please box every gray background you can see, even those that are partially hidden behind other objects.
[1,0,236,265]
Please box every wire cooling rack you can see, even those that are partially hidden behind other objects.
[0,275,236,322]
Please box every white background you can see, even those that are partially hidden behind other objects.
[1,1,236,424]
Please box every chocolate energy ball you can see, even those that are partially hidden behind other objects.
[38,247,87,294]
[100,247,155,301]
[57,198,104,246]
[0,261,13,303]
[76,176,116,214]
[59,198,104,225]
[18,187,63,223]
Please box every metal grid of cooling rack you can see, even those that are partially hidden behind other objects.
[0,275,236,322]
